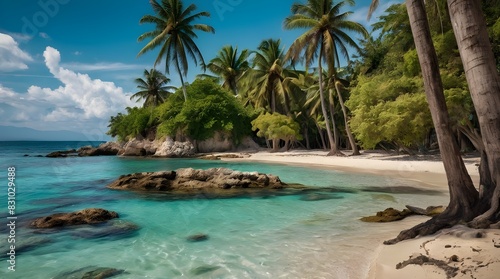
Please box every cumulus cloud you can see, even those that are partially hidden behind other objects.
[0,33,33,71]
[0,46,136,137]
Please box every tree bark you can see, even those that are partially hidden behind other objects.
[385,0,479,244]
[447,0,500,226]
[334,79,360,155]
[317,49,337,156]
[328,88,344,156]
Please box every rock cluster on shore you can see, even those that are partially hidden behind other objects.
[107,167,286,194]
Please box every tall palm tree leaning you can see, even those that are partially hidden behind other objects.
[284,0,367,156]
[137,0,215,101]
[204,45,250,95]
[131,68,176,107]
[368,0,500,244]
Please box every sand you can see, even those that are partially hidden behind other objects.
[218,149,500,279]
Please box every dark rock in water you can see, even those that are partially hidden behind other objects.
[0,236,52,258]
[187,233,209,242]
[107,168,286,194]
[46,149,77,158]
[190,265,220,275]
[23,154,29,157]
[53,266,125,279]
[299,193,344,201]
[35,155,44,157]
[360,207,414,222]
[30,208,119,228]
[71,220,139,239]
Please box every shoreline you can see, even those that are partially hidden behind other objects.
[220,149,480,189]
[218,149,500,279]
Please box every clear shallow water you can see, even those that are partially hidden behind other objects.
[0,142,449,279]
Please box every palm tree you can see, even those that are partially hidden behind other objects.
[250,39,292,114]
[137,0,215,101]
[204,45,250,95]
[131,68,176,107]
[284,0,367,156]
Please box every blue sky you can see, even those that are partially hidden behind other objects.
[0,0,400,140]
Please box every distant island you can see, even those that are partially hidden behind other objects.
[0,125,110,141]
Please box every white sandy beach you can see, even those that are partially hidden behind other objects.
[220,149,500,279]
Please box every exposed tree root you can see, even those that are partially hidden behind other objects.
[326,150,345,156]
[384,214,461,245]
[396,255,459,279]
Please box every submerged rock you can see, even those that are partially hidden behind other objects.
[70,220,139,240]
[299,193,344,201]
[30,208,119,228]
[187,233,209,242]
[53,266,125,279]
[190,265,220,276]
[46,149,77,157]
[107,167,286,194]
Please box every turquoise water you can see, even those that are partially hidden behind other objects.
[0,142,449,278]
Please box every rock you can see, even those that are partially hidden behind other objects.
[187,233,209,242]
[196,131,234,152]
[406,205,445,216]
[299,193,344,201]
[71,220,140,239]
[360,207,414,222]
[190,265,220,276]
[46,149,77,158]
[118,139,158,156]
[78,142,123,156]
[154,138,195,157]
[30,208,119,228]
[53,266,125,279]
[107,168,286,194]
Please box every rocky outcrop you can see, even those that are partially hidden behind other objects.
[78,142,123,156]
[360,205,446,222]
[119,139,158,156]
[107,167,286,195]
[153,138,195,157]
[53,266,125,279]
[46,149,77,157]
[30,208,119,228]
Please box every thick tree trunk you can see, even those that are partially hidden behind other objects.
[317,50,337,156]
[385,0,479,244]
[334,79,360,156]
[448,0,500,226]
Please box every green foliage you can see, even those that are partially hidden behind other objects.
[156,79,253,142]
[403,49,420,77]
[107,107,154,141]
[347,75,432,149]
[251,113,302,142]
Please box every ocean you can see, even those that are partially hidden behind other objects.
[0,141,449,279]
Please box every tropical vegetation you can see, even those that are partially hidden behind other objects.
[108,0,500,241]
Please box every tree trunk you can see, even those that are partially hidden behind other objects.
[317,49,337,156]
[334,79,360,156]
[385,0,479,244]
[328,88,344,156]
[315,121,327,150]
[175,57,188,101]
[448,0,500,226]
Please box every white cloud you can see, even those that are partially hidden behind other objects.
[39,32,50,39]
[4,32,32,42]
[61,62,146,71]
[0,46,136,136]
[73,51,82,56]
[0,33,33,71]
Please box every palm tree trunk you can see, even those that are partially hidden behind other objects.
[315,120,327,150]
[174,57,188,101]
[447,0,500,226]
[385,0,479,244]
[334,79,360,155]
[317,49,336,156]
